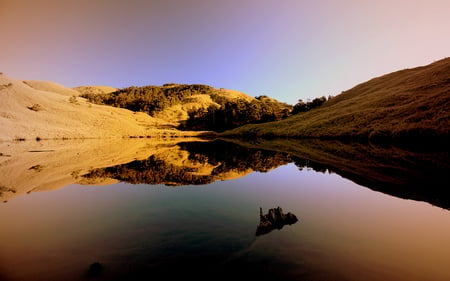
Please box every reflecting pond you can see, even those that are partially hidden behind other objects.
[0,139,449,281]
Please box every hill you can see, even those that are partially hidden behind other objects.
[73,85,118,95]
[80,84,292,130]
[23,80,81,96]
[0,74,202,141]
[222,58,450,145]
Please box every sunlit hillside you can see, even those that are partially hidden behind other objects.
[0,74,201,141]
[222,58,450,145]
[74,85,118,95]
[80,84,292,129]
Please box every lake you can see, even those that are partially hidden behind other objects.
[0,139,449,281]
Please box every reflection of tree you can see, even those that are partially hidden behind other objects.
[82,141,292,186]
[179,141,292,174]
[84,155,214,186]
[292,157,331,174]
[256,207,298,236]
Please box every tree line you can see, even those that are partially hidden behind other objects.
[80,83,331,131]
[81,84,216,116]
[182,96,292,132]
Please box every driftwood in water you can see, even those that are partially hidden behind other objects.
[256,206,298,236]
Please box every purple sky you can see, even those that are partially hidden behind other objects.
[1,0,449,104]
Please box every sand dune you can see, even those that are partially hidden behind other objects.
[0,73,203,141]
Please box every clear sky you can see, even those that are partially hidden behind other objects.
[1,0,449,104]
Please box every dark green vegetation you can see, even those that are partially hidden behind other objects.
[81,84,216,113]
[182,95,291,131]
[222,58,450,145]
[80,84,292,131]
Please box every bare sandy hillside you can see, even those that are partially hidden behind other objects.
[0,74,204,141]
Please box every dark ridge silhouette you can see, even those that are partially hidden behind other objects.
[256,207,298,236]
[229,139,450,210]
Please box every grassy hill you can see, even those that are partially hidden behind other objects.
[222,58,450,145]
[0,74,202,141]
[80,83,292,130]
[74,85,118,95]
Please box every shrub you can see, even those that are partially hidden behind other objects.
[69,95,79,104]
[27,104,43,111]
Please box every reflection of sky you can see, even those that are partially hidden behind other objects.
[1,0,449,103]
[0,163,449,280]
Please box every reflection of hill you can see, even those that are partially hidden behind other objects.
[82,140,292,186]
[0,138,205,202]
[2,138,447,210]
[229,139,450,210]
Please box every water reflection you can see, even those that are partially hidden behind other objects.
[82,140,291,186]
[234,139,450,210]
[0,138,448,210]
[256,207,298,236]
[0,138,449,281]
[80,139,449,210]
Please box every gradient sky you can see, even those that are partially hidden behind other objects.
[1,0,449,104]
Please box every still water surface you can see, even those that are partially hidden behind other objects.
[0,140,449,281]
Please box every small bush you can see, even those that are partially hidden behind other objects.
[0,83,12,90]
[69,95,79,104]
[27,104,43,111]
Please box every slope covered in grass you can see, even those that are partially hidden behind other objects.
[80,83,292,129]
[0,74,201,141]
[222,58,450,144]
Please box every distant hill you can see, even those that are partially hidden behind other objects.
[0,74,200,141]
[74,85,118,95]
[222,58,450,145]
[80,84,292,130]
[23,80,82,96]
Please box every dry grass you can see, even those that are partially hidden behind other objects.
[73,85,118,95]
[223,58,450,144]
[0,74,209,141]
[23,80,82,96]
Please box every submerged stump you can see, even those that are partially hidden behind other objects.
[256,206,298,236]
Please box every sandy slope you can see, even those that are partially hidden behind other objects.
[0,74,202,141]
